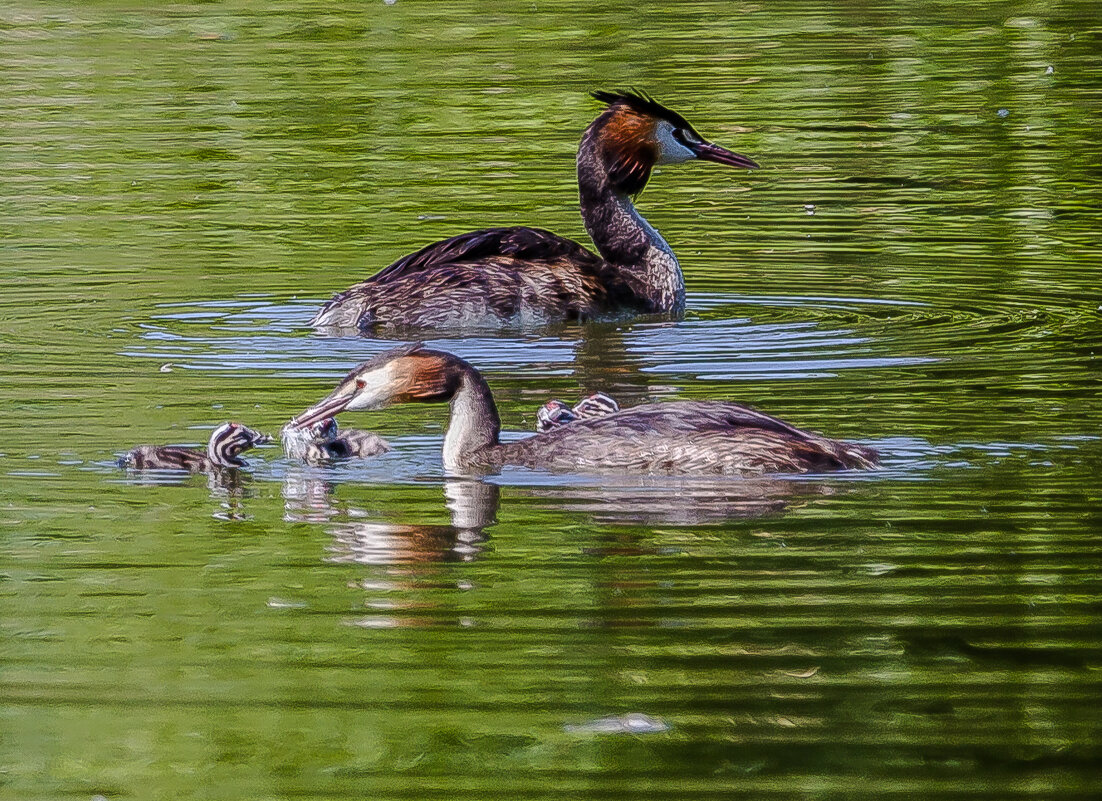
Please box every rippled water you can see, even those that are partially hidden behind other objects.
[3,2,1101,799]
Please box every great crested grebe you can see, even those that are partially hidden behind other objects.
[310,90,758,331]
[290,344,879,476]
[536,392,620,432]
[119,422,270,471]
[280,416,390,464]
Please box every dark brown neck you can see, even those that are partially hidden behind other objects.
[576,123,685,313]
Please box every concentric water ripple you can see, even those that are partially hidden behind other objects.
[120,292,938,381]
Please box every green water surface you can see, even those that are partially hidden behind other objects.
[2,1,1101,799]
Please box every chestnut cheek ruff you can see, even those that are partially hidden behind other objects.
[399,356,460,403]
[599,113,659,195]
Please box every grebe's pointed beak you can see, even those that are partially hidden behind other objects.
[691,140,759,169]
[292,386,360,430]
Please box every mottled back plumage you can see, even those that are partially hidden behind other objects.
[495,401,879,475]
[313,227,635,331]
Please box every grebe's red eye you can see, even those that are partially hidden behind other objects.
[356,378,366,390]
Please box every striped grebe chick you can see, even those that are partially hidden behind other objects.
[290,344,880,477]
[311,90,758,332]
[120,422,270,472]
[536,392,620,432]
[280,417,389,465]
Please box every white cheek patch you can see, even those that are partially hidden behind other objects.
[347,363,395,410]
[654,121,696,165]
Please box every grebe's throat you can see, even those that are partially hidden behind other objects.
[442,369,500,473]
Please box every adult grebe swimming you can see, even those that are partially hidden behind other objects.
[311,91,758,331]
[290,344,879,476]
[119,422,270,472]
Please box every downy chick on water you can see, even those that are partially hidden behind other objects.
[120,422,270,472]
[280,417,389,465]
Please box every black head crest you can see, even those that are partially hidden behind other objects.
[591,89,696,133]
[357,342,426,372]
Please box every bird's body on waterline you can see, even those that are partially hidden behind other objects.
[311,91,758,332]
[291,344,879,477]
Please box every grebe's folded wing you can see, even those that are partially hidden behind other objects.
[369,226,602,284]
[591,401,817,439]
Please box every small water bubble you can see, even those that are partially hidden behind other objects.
[804,204,816,215]
[864,563,897,576]
[267,597,307,609]
[347,616,400,629]
[1045,65,1054,74]
[159,363,174,372]
[564,713,669,734]
[997,108,1010,118]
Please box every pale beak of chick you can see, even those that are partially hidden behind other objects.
[691,140,759,169]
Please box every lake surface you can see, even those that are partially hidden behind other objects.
[2,1,1101,799]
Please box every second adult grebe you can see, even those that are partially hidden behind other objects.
[311,90,758,331]
[290,344,879,476]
